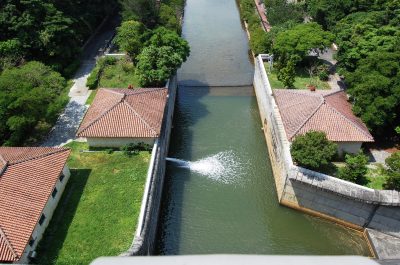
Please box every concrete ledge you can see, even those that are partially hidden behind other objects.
[366,229,400,260]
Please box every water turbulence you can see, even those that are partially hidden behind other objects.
[166,151,243,184]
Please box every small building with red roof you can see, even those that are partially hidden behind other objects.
[77,88,168,147]
[0,147,71,263]
[273,89,374,155]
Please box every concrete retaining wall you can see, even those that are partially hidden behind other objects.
[254,54,400,254]
[122,75,177,256]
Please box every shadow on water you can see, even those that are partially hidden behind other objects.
[155,80,210,254]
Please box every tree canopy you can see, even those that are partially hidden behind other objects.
[0,0,118,71]
[0,61,67,145]
[273,22,334,64]
[290,131,337,170]
[115,20,147,59]
[136,46,184,87]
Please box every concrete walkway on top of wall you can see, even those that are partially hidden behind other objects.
[41,16,119,147]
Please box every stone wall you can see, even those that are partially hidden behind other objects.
[122,75,177,256]
[254,54,400,250]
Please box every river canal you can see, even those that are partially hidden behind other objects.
[155,0,370,255]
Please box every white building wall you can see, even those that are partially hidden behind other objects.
[336,142,362,156]
[18,166,71,264]
[87,137,155,148]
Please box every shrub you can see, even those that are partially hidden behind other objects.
[136,46,184,87]
[291,131,337,170]
[115,20,146,59]
[158,3,180,33]
[384,152,400,191]
[86,57,118,89]
[277,60,296,88]
[337,152,369,185]
[121,143,139,156]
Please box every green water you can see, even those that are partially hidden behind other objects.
[155,0,370,255]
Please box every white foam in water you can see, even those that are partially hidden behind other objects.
[166,151,243,184]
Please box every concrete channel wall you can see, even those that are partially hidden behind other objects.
[122,75,177,256]
[253,55,400,258]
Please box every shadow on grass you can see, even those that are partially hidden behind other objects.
[34,168,91,265]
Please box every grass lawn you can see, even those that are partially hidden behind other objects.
[366,164,389,190]
[85,89,97,105]
[86,57,140,105]
[265,64,330,90]
[99,58,139,88]
[36,141,150,265]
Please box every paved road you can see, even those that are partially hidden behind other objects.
[41,15,119,147]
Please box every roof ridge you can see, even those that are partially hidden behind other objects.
[0,225,18,260]
[323,89,343,98]
[77,99,123,136]
[102,89,126,96]
[325,103,374,141]
[288,98,325,140]
[123,101,158,136]
[7,148,70,166]
[126,87,167,97]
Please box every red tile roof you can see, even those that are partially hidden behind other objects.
[77,88,168,138]
[273,90,374,142]
[0,147,70,262]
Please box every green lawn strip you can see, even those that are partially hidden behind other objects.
[265,65,330,90]
[36,142,149,265]
[366,165,389,190]
[85,89,97,105]
[99,59,139,89]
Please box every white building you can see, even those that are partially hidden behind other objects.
[272,89,374,156]
[0,147,71,263]
[77,88,168,148]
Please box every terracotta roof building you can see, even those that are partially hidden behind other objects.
[273,89,374,155]
[0,147,71,263]
[77,88,168,147]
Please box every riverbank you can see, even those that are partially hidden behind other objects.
[253,54,400,259]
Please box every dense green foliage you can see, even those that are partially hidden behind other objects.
[345,52,400,134]
[273,23,334,64]
[86,57,118,89]
[136,46,185,87]
[0,62,67,145]
[277,60,295,88]
[306,0,400,136]
[134,27,189,87]
[115,20,147,58]
[146,27,190,62]
[0,0,117,72]
[264,0,304,26]
[291,131,337,170]
[338,152,369,185]
[384,152,400,191]
[238,0,271,55]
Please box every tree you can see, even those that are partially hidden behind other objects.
[290,131,337,170]
[337,152,369,185]
[158,3,180,33]
[277,60,296,88]
[264,0,304,26]
[346,52,400,135]
[120,0,158,27]
[115,20,146,59]
[147,27,190,62]
[273,22,334,65]
[0,61,66,145]
[136,46,184,87]
[384,152,400,191]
